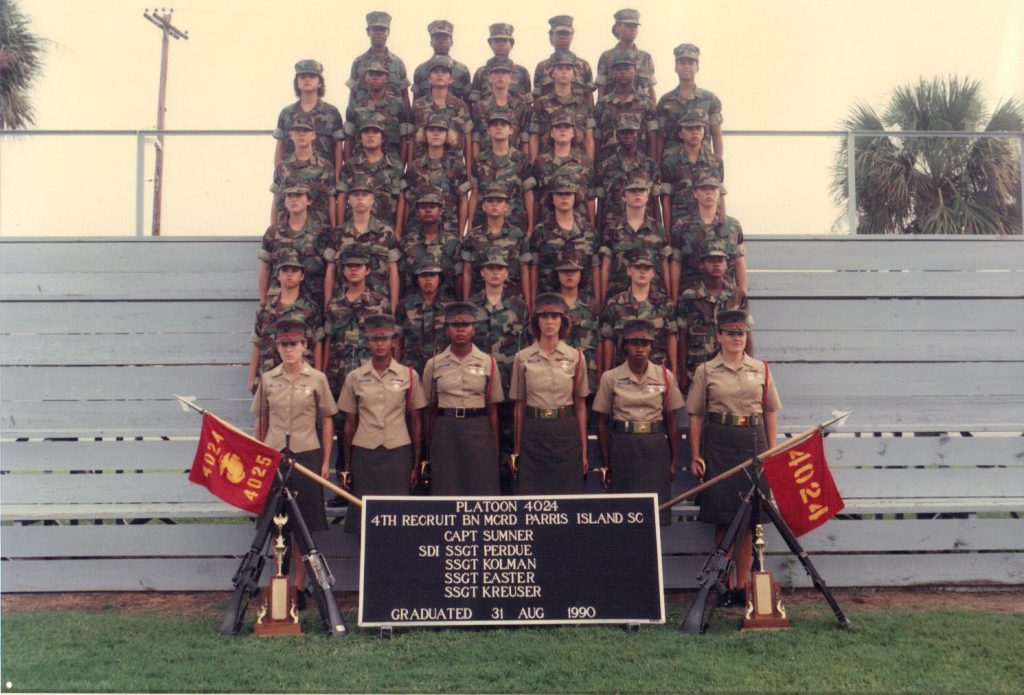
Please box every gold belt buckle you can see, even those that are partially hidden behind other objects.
[540,408,556,419]
[633,421,651,433]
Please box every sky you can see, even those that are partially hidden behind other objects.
[0,0,1021,236]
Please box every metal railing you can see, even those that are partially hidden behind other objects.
[1,128,1021,236]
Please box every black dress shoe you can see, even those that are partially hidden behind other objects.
[716,589,734,608]
[326,495,348,508]
[295,589,308,611]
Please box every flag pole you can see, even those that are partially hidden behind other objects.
[660,411,852,512]
[174,395,363,508]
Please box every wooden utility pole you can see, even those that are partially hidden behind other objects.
[143,8,188,236]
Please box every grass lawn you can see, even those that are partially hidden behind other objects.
[2,598,1022,693]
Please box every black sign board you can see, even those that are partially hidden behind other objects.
[358,494,664,627]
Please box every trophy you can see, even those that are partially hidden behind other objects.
[742,524,792,630]
[253,513,302,636]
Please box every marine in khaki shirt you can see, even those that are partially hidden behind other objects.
[337,357,427,449]
[685,353,781,417]
[593,360,684,424]
[251,362,338,454]
[509,340,589,408]
[423,344,504,409]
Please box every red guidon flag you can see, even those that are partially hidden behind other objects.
[762,430,844,536]
[188,412,282,513]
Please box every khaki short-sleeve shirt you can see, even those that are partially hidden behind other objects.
[251,364,338,453]
[337,359,427,450]
[422,345,505,409]
[509,341,589,408]
[593,362,685,422]
[685,354,781,416]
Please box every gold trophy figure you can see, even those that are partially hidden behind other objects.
[742,524,792,630]
[254,513,302,636]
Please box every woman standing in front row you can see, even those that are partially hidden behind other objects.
[510,293,589,494]
[338,314,426,534]
[251,318,337,596]
[593,318,684,526]
[686,309,780,602]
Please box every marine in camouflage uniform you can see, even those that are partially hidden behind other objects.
[592,49,659,164]
[530,180,599,297]
[259,183,332,313]
[274,59,345,171]
[675,239,748,390]
[272,115,336,227]
[411,54,473,160]
[471,112,536,231]
[347,12,410,106]
[323,246,390,396]
[398,187,462,296]
[601,248,677,369]
[338,114,406,226]
[404,111,472,230]
[555,249,600,393]
[472,58,531,153]
[533,16,595,100]
[531,130,595,226]
[596,9,656,98]
[251,253,325,380]
[345,60,412,160]
[325,179,400,299]
[528,51,595,158]
[595,112,660,229]
[411,20,472,102]
[462,183,530,298]
[395,258,451,375]
[659,108,723,226]
[671,194,746,290]
[468,23,532,105]
[657,43,723,159]
[468,251,529,395]
[600,174,672,298]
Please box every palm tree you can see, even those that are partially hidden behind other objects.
[0,0,44,129]
[832,76,1023,235]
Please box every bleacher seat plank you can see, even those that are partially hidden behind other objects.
[0,272,258,301]
[750,236,1024,271]
[0,238,256,274]
[0,301,254,333]
[1,523,256,558]
[0,502,248,522]
[2,473,223,506]
[2,334,249,366]
[1,440,199,473]
[757,330,1024,362]
[1,365,248,400]
[749,272,1023,298]
[821,435,1024,469]
[753,298,1023,331]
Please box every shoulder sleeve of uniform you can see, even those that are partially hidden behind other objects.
[591,370,614,414]
[685,363,708,414]
[409,371,428,410]
[508,351,526,401]
[337,370,359,414]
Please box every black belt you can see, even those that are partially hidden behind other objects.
[526,406,573,419]
[706,412,762,427]
[613,420,665,434]
[437,407,487,418]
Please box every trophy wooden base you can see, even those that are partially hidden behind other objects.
[253,576,302,636]
[741,571,792,631]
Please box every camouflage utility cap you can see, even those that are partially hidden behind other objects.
[427,54,455,73]
[347,174,376,193]
[616,112,642,131]
[488,23,514,40]
[698,238,730,259]
[366,11,392,28]
[679,109,709,127]
[555,248,585,271]
[282,182,312,195]
[487,106,514,124]
[294,59,324,76]
[444,301,478,324]
[613,8,641,23]
[550,177,578,194]
[624,173,653,191]
[362,60,389,75]
[627,247,657,266]
[414,257,443,274]
[428,20,454,36]
[364,313,398,338]
[622,318,656,342]
[550,109,575,127]
[340,244,371,264]
[289,113,315,131]
[481,181,510,199]
[274,248,305,270]
[424,110,452,129]
[609,48,638,67]
[486,56,514,73]
[359,112,387,131]
[674,43,701,60]
[549,50,578,69]
[416,185,445,205]
[482,247,510,267]
[549,15,574,32]
[695,175,726,194]
[717,308,752,332]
